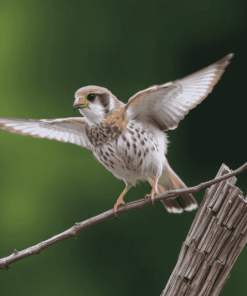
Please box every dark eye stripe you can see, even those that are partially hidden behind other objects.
[98,93,110,114]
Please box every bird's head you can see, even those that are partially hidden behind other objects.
[73,86,120,124]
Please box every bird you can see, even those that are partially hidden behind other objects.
[0,53,233,215]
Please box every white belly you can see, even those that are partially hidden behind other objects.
[92,121,168,186]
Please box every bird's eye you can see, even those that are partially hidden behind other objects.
[87,93,96,101]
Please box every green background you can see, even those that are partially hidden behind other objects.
[0,1,247,295]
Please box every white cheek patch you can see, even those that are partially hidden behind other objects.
[80,99,106,124]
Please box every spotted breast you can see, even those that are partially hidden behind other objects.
[85,120,167,186]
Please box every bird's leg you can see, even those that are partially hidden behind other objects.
[114,185,132,215]
[146,176,159,206]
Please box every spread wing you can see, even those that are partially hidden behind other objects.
[0,117,91,149]
[124,53,233,131]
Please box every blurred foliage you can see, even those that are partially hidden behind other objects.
[0,0,247,295]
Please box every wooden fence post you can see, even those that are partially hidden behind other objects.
[161,164,247,296]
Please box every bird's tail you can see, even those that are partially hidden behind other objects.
[149,162,198,214]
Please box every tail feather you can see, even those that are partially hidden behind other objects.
[149,163,198,214]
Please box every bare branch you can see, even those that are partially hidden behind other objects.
[0,162,246,270]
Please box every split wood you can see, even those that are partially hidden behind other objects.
[161,163,247,296]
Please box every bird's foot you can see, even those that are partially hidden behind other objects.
[145,193,155,207]
[145,188,158,207]
[113,185,131,217]
[113,198,125,217]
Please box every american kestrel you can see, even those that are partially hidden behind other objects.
[0,54,233,214]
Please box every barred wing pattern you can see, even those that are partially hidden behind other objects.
[125,53,233,131]
[0,117,91,149]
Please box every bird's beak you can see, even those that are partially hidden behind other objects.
[73,97,89,111]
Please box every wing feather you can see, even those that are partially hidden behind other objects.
[74,134,82,146]
[125,54,233,131]
[0,117,91,149]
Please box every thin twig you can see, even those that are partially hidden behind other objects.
[0,162,246,270]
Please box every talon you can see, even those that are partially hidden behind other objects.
[151,193,155,207]
[113,185,131,217]
[114,211,120,219]
[113,200,125,216]
[147,175,159,207]
[146,190,158,207]
[145,194,150,201]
